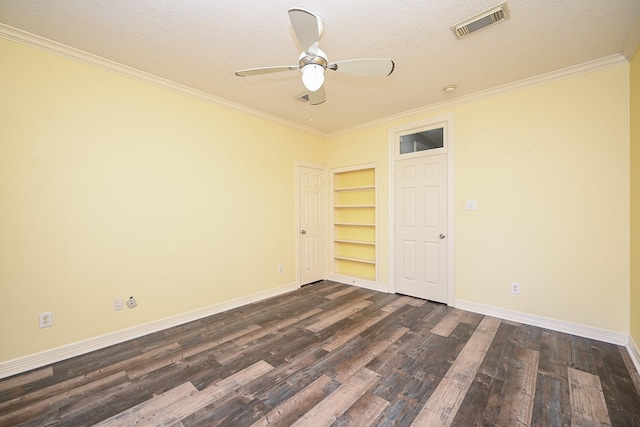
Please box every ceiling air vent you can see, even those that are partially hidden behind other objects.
[452,2,510,39]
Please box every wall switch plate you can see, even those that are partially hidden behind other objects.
[39,311,53,328]
[114,298,123,311]
[511,283,520,294]
[126,297,137,309]
[465,200,478,210]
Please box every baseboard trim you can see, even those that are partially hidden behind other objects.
[455,299,628,346]
[326,274,389,294]
[0,282,299,380]
[628,335,640,375]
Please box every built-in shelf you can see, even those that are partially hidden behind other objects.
[334,255,376,264]
[334,239,376,246]
[334,185,375,192]
[331,164,377,282]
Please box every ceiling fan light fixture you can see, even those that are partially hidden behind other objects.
[234,9,394,104]
[301,63,325,92]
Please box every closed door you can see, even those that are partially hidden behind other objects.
[299,166,325,285]
[394,153,448,302]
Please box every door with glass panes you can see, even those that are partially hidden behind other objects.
[394,123,449,303]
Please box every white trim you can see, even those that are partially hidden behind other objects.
[455,299,629,346]
[446,121,456,306]
[0,23,322,137]
[330,54,628,137]
[0,24,628,139]
[388,114,455,305]
[392,121,448,159]
[327,273,389,294]
[0,282,299,380]
[374,166,379,284]
[388,128,395,294]
[295,161,328,286]
[628,335,640,376]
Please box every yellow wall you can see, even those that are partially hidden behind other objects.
[1,34,634,365]
[631,44,640,347]
[328,64,631,333]
[0,38,325,362]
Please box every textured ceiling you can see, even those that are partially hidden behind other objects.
[1,0,639,134]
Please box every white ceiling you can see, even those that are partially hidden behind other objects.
[1,0,639,134]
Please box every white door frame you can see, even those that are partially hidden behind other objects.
[295,161,328,286]
[388,114,456,305]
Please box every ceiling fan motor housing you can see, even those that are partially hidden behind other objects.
[298,50,328,70]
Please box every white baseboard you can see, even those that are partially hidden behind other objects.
[326,273,390,294]
[4,286,634,380]
[455,299,628,346]
[0,282,300,380]
[628,335,640,375]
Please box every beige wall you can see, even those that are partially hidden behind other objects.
[0,38,325,362]
[328,64,631,333]
[631,43,640,348]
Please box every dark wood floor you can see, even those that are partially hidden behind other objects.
[1,281,639,426]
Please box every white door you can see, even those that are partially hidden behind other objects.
[394,153,448,302]
[299,166,325,285]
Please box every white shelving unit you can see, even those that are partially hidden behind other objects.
[331,164,377,282]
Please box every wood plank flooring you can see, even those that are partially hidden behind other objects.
[1,281,639,426]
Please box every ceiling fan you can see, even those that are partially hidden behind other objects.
[235,8,395,105]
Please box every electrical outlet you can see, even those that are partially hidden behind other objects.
[39,311,53,328]
[126,296,137,309]
[278,265,284,274]
[511,282,520,295]
[114,298,123,311]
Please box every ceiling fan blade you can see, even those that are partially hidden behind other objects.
[329,59,395,76]
[235,65,297,77]
[308,86,326,105]
[288,8,323,53]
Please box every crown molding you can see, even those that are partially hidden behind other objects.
[0,23,630,138]
[0,23,322,137]
[330,53,629,137]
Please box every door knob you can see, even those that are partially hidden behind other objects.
[439,233,446,239]
[301,230,307,234]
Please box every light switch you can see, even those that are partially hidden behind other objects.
[465,200,478,210]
